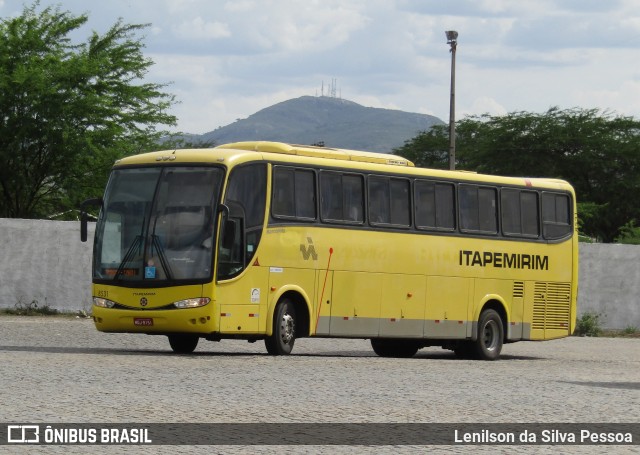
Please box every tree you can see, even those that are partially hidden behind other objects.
[0,3,177,219]
[393,124,449,169]
[395,108,640,242]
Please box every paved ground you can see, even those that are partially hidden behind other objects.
[0,315,638,454]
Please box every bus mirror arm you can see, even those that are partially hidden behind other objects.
[80,197,103,242]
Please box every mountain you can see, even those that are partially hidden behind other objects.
[195,96,444,153]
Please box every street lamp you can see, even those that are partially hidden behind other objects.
[445,30,458,171]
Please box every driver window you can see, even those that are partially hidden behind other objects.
[218,164,267,280]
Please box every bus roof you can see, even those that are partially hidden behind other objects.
[215,141,415,167]
[113,141,573,192]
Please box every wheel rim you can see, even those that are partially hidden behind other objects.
[280,313,295,345]
[483,320,499,352]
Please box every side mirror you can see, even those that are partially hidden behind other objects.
[79,198,103,242]
[221,218,237,250]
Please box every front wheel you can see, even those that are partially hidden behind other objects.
[265,299,296,355]
[473,309,504,360]
[168,334,199,353]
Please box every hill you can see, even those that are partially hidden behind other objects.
[196,96,443,153]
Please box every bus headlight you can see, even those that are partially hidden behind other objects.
[173,298,211,309]
[94,297,116,308]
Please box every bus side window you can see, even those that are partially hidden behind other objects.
[320,172,364,223]
[390,179,410,226]
[460,184,497,234]
[272,168,296,217]
[343,174,364,222]
[502,188,539,237]
[369,176,390,224]
[435,183,455,230]
[542,192,571,239]
[415,180,455,230]
[369,176,410,227]
[459,184,479,231]
[415,180,436,228]
[272,167,316,220]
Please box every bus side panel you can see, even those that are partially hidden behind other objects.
[424,276,470,338]
[314,270,333,336]
[378,274,426,338]
[330,271,382,337]
[215,265,270,334]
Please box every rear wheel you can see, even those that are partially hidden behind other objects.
[473,309,503,360]
[168,334,199,353]
[371,339,420,358]
[265,299,296,355]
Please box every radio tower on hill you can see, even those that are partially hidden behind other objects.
[318,79,341,99]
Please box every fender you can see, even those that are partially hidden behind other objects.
[265,285,313,336]
[470,294,510,340]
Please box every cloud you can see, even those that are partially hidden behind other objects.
[3,0,639,134]
[172,17,231,40]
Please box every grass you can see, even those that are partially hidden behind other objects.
[573,311,640,338]
[601,327,640,338]
[575,311,603,337]
[0,299,59,316]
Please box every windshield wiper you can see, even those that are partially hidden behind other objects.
[114,235,142,281]
[152,234,174,280]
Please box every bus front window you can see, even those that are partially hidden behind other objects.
[93,166,223,284]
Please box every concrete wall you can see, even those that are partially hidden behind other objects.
[0,219,95,314]
[0,219,638,329]
[577,243,640,330]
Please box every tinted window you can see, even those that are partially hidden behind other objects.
[459,184,497,233]
[272,167,316,220]
[502,189,539,237]
[521,191,539,236]
[415,180,455,230]
[542,192,571,239]
[369,176,410,227]
[224,164,267,266]
[320,172,364,223]
[225,164,267,229]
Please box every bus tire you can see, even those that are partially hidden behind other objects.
[371,339,419,358]
[168,334,199,353]
[473,309,503,360]
[265,299,296,355]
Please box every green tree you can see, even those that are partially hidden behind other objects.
[394,124,449,169]
[395,108,640,242]
[0,3,177,219]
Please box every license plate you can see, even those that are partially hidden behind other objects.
[134,318,153,326]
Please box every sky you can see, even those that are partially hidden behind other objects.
[2,0,640,135]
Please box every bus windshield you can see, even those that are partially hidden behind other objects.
[93,166,223,284]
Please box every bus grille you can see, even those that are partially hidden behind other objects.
[533,282,571,330]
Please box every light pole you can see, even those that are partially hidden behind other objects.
[446,30,458,171]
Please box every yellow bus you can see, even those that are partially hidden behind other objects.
[81,141,578,360]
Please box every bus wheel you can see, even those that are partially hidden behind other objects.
[371,339,419,358]
[168,334,199,354]
[473,309,503,360]
[265,299,296,355]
